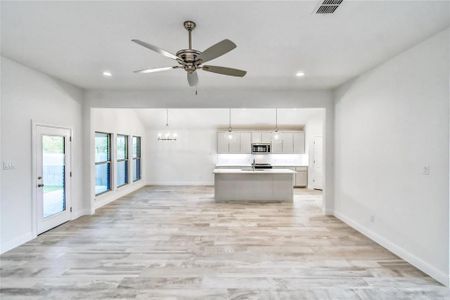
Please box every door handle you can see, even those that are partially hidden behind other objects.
[37,184,44,188]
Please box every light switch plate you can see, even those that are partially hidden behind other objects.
[2,160,15,170]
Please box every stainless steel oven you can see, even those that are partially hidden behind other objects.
[251,143,271,154]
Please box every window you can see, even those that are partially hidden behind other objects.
[95,132,111,195]
[116,135,128,187]
[132,136,141,182]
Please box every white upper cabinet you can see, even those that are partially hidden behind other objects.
[228,133,241,153]
[251,131,261,143]
[218,130,304,154]
[217,131,229,153]
[217,131,251,154]
[281,132,294,153]
[261,131,273,143]
[240,132,252,154]
[293,131,305,154]
[272,134,283,153]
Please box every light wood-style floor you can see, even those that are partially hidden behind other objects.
[1,186,448,299]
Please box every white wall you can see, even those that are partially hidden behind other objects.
[333,29,449,285]
[146,129,217,185]
[305,111,325,189]
[0,57,87,253]
[91,108,146,209]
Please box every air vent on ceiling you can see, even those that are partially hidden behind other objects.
[316,0,343,14]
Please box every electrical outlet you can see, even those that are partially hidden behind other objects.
[423,166,430,175]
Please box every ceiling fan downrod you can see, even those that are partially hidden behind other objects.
[183,20,196,50]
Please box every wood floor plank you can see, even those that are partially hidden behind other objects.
[0,186,447,299]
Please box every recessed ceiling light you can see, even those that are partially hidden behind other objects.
[296,71,305,77]
[102,71,112,77]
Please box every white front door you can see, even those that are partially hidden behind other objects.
[35,125,72,234]
[312,136,323,190]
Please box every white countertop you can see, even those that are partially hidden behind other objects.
[213,168,296,174]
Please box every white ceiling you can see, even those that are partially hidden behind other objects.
[2,1,449,90]
[132,108,324,130]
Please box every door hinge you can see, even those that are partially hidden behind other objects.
[69,136,72,142]
[70,171,72,177]
[70,207,72,212]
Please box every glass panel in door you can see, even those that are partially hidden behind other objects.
[42,135,66,218]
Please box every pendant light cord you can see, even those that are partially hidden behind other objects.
[166,109,169,127]
[228,108,232,132]
[275,108,278,132]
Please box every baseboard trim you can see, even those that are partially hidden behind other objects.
[94,181,145,210]
[146,181,213,186]
[1,231,35,254]
[334,211,449,287]
[71,209,92,219]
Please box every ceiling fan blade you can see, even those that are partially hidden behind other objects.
[199,39,236,63]
[202,65,247,77]
[134,66,178,74]
[131,39,179,60]
[187,71,199,86]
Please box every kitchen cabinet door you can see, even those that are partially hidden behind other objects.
[261,131,273,143]
[295,167,308,187]
[281,132,294,153]
[293,132,305,154]
[228,133,241,153]
[217,132,229,153]
[251,131,261,143]
[272,137,283,153]
[240,132,252,154]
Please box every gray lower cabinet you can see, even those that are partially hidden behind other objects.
[294,167,308,187]
[272,166,308,187]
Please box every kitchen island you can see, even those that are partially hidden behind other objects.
[213,168,295,202]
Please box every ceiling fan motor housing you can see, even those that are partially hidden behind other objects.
[175,49,202,72]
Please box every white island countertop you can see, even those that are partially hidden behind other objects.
[213,168,296,174]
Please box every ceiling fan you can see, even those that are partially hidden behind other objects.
[132,20,247,87]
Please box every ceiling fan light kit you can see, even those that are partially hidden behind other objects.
[132,20,247,87]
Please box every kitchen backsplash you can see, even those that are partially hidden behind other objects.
[216,154,308,166]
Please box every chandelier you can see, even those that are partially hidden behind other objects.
[157,109,177,141]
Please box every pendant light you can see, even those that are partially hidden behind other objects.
[273,108,279,140]
[227,108,233,140]
[157,109,177,141]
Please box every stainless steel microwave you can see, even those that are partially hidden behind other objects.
[251,143,271,154]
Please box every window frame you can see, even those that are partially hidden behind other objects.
[94,132,112,196]
[132,136,142,182]
[116,134,129,188]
